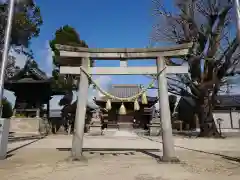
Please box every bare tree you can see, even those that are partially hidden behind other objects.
[151,0,240,137]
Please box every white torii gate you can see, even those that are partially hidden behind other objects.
[56,43,192,162]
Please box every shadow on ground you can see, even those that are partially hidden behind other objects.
[57,147,160,152]
[6,136,46,159]
[56,148,169,162]
[57,148,185,163]
[142,136,240,164]
[8,135,45,143]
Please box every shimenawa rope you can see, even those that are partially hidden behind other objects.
[80,66,166,114]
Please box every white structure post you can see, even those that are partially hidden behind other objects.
[0,118,10,160]
[12,109,16,117]
[156,56,177,162]
[0,0,15,117]
[36,108,40,118]
[71,58,89,160]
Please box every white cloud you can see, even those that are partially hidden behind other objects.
[3,90,16,107]
[49,76,112,110]
[91,76,112,98]
[9,49,28,68]
[87,76,112,107]
[49,93,78,110]
[49,95,63,110]
[37,41,53,76]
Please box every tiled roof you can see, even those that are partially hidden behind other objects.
[29,68,48,80]
[178,95,240,109]
[6,66,48,82]
[95,84,158,105]
[98,95,157,103]
[216,95,240,107]
[109,84,141,98]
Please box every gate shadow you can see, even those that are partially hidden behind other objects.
[56,147,162,159]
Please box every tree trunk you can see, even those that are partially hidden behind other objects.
[197,95,221,138]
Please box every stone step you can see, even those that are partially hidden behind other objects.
[118,123,133,130]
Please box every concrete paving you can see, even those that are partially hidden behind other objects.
[7,135,161,150]
[1,133,240,180]
[8,134,240,155]
[144,136,240,157]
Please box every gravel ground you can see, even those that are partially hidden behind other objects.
[1,133,240,180]
[0,146,240,180]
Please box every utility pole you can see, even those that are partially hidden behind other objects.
[0,0,15,117]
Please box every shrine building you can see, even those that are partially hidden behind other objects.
[94,84,158,129]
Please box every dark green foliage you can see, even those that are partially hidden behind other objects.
[49,25,90,94]
[49,25,88,67]
[1,0,42,80]
[49,25,93,133]
[169,95,177,115]
[2,98,12,118]
[0,0,43,50]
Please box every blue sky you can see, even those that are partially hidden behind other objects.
[3,0,240,108]
[5,0,165,108]
[30,0,164,108]
[31,0,158,85]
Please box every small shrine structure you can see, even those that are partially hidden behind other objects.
[4,62,64,118]
[4,65,54,118]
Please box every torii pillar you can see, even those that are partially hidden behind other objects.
[157,57,177,162]
[71,58,89,160]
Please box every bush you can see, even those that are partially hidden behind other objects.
[2,98,13,118]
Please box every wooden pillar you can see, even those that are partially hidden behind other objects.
[71,58,89,160]
[156,56,177,162]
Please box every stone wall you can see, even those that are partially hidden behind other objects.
[213,110,240,131]
[10,117,49,135]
